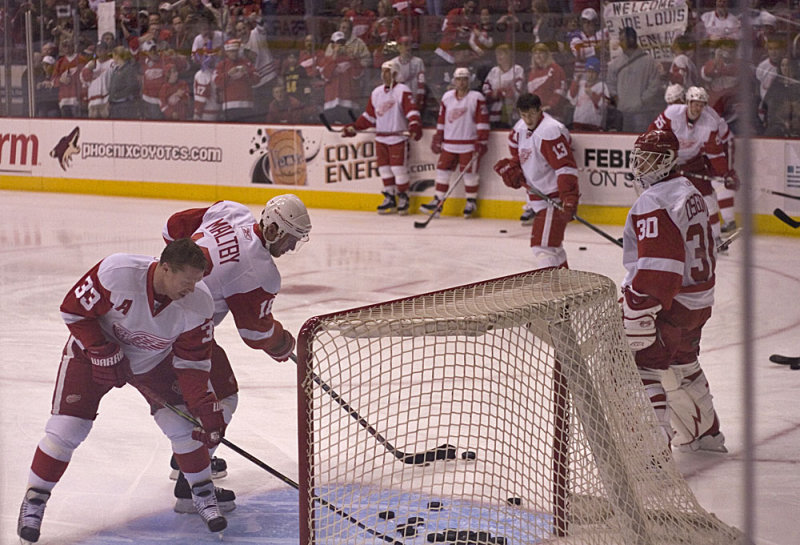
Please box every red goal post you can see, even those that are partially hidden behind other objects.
[296,268,743,545]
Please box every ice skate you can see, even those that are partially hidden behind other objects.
[396,192,409,215]
[17,487,50,544]
[175,472,236,513]
[420,196,442,216]
[170,455,227,480]
[677,431,727,453]
[463,198,477,218]
[189,479,227,533]
[520,208,535,225]
[376,192,397,214]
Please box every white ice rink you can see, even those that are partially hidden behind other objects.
[1,190,798,545]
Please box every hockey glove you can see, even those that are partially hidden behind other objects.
[191,398,226,448]
[723,170,740,190]
[431,133,443,154]
[266,329,296,362]
[493,158,524,189]
[342,124,357,137]
[409,121,422,141]
[87,343,129,388]
[557,174,579,222]
[621,288,662,351]
[474,141,488,157]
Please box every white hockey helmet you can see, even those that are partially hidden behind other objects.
[685,86,708,104]
[381,58,398,73]
[664,83,685,104]
[260,194,311,250]
[631,129,679,190]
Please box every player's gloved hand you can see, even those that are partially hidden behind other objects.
[191,398,226,448]
[266,329,295,362]
[86,343,129,388]
[409,121,422,141]
[557,175,579,222]
[723,170,740,190]
[474,141,488,157]
[620,288,662,351]
[431,133,443,154]
[559,195,578,222]
[493,158,524,189]
[342,124,357,137]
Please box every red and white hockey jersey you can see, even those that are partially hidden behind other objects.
[622,175,715,310]
[526,63,566,111]
[214,57,256,110]
[60,254,214,377]
[193,67,220,121]
[508,113,578,202]
[355,82,420,145]
[482,64,524,125]
[649,104,730,176]
[436,89,490,154]
[141,56,168,105]
[162,201,290,356]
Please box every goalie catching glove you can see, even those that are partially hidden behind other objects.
[86,342,129,388]
[191,396,226,448]
[621,288,662,351]
[493,158,524,189]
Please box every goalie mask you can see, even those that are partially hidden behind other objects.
[631,130,679,190]
[260,194,311,255]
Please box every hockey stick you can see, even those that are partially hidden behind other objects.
[136,381,403,544]
[774,208,800,228]
[290,354,457,464]
[414,154,478,229]
[526,186,623,248]
[319,112,345,132]
[319,111,410,136]
[761,188,800,201]
[769,354,800,369]
[717,227,742,252]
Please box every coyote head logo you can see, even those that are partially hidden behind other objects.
[50,126,81,171]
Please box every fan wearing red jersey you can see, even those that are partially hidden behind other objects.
[17,239,229,543]
[162,196,311,483]
[420,67,490,219]
[343,59,422,215]
[493,93,579,269]
[622,129,726,454]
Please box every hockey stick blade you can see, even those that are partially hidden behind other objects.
[318,112,342,132]
[769,354,800,366]
[414,155,478,228]
[398,443,457,464]
[774,208,800,229]
[717,227,742,252]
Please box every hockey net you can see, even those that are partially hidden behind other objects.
[296,268,742,545]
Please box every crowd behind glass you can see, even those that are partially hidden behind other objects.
[4,0,800,137]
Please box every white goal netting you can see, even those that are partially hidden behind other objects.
[296,268,743,545]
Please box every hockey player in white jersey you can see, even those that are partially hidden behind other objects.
[343,59,422,215]
[421,67,490,218]
[621,129,726,454]
[161,195,311,485]
[648,86,739,244]
[493,93,579,269]
[17,239,228,543]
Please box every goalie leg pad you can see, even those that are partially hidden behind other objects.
[638,368,672,448]
[667,361,725,452]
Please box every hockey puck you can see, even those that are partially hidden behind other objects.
[579,246,587,251]
[427,501,444,511]
[378,510,395,520]
[499,229,507,233]
[461,450,477,460]
[506,497,523,506]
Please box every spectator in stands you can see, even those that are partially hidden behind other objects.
[168,15,192,57]
[482,44,525,129]
[77,0,97,31]
[607,27,666,133]
[431,0,478,97]
[699,0,741,44]
[299,33,324,78]
[470,8,498,81]
[22,54,60,118]
[108,46,141,119]
[118,1,140,43]
[139,40,168,120]
[132,12,172,52]
[567,55,609,131]
[392,0,426,46]
[344,0,376,44]
[699,39,738,121]
[214,38,257,122]
[81,41,114,119]
[743,0,778,60]
[158,2,174,25]
[761,57,800,137]
[391,36,426,115]
[159,63,191,120]
[244,17,279,120]
[529,0,563,54]
[267,84,304,124]
[370,0,402,51]
[320,30,364,124]
[755,35,785,100]
[193,50,221,121]
[669,34,700,88]
[100,31,116,50]
[191,18,224,66]
[527,43,567,123]
[569,7,606,78]
[52,40,86,118]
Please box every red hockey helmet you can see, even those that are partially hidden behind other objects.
[631,129,679,189]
